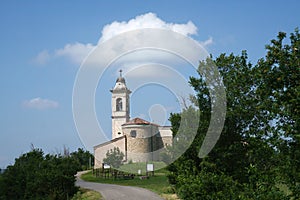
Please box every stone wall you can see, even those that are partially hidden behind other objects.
[122,124,162,162]
[93,136,126,168]
[94,125,173,167]
[158,126,173,147]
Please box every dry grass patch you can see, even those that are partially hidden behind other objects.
[72,188,103,200]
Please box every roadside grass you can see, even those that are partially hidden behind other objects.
[72,188,103,200]
[118,161,167,175]
[81,170,172,195]
[81,162,179,199]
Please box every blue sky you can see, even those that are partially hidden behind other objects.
[0,0,299,168]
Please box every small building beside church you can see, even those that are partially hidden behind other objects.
[94,71,173,168]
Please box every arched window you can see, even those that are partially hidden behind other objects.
[116,98,122,111]
[130,130,137,138]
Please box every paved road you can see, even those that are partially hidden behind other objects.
[76,171,164,200]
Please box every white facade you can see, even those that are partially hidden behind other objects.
[110,71,131,139]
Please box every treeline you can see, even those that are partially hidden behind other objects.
[0,148,93,200]
[167,29,299,199]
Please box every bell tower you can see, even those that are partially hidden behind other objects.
[110,70,131,139]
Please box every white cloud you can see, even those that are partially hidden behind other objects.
[32,50,50,65]
[54,42,94,64]
[83,13,208,72]
[201,36,213,47]
[33,12,212,72]
[35,12,212,64]
[124,62,178,78]
[23,97,59,110]
[99,12,197,43]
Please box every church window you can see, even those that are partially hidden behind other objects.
[118,132,122,135]
[116,98,122,111]
[130,130,137,138]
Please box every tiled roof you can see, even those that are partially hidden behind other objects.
[122,117,159,126]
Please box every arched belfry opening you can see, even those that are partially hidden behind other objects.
[116,98,122,111]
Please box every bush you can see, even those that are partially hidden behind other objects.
[103,147,124,168]
[1,149,80,200]
[176,171,240,200]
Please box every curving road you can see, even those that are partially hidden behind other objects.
[76,171,164,200]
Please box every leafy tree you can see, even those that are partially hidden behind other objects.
[70,148,94,170]
[103,147,124,168]
[0,148,80,200]
[167,29,300,199]
[254,29,300,198]
[0,173,4,199]
[176,161,240,200]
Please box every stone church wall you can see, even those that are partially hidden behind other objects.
[122,124,163,162]
[158,126,173,147]
[94,136,126,168]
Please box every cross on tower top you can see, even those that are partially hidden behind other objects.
[119,69,123,77]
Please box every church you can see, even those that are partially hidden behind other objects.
[94,71,173,168]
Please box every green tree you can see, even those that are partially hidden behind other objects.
[70,148,94,170]
[0,148,80,200]
[103,147,124,168]
[176,161,240,200]
[167,29,300,198]
[0,173,4,199]
[254,29,300,198]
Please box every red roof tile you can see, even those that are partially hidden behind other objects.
[122,117,159,126]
